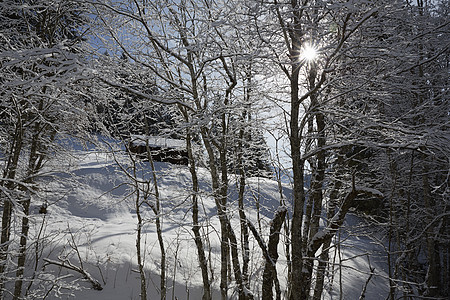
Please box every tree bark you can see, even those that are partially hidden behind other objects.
[422,164,439,297]
[0,106,24,297]
[237,111,250,291]
[134,171,147,300]
[312,175,341,300]
[185,128,212,300]
[289,61,306,300]
[145,132,166,300]
[13,95,48,300]
[12,196,31,300]
[262,207,287,300]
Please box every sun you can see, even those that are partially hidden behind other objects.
[301,44,318,61]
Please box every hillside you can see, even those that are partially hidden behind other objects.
[19,147,391,299]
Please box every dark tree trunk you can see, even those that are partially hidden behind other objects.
[185,128,212,300]
[289,69,306,300]
[262,207,287,300]
[0,118,24,297]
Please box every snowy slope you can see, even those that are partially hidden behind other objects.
[28,149,389,299]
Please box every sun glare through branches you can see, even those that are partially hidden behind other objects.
[301,44,318,61]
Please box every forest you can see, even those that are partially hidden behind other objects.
[0,0,448,299]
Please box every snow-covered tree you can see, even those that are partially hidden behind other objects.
[349,1,449,298]
[89,1,281,298]
[251,0,448,298]
[41,0,447,299]
[0,0,92,297]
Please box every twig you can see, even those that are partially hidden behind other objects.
[43,258,103,291]
[359,267,375,300]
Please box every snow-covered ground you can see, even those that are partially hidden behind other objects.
[22,148,390,299]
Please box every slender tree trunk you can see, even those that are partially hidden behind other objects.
[226,220,251,300]
[219,149,229,300]
[134,165,147,300]
[178,42,213,300]
[154,207,166,300]
[289,63,306,300]
[313,175,341,300]
[387,151,399,300]
[301,108,325,298]
[185,128,211,300]
[145,133,166,300]
[237,114,250,290]
[13,96,48,300]
[13,196,31,300]
[312,238,331,300]
[262,207,287,300]
[403,150,415,299]
[281,3,308,297]
[13,136,38,299]
[200,129,229,300]
[0,113,24,297]
[238,173,250,289]
[25,207,47,297]
[122,145,148,300]
[422,163,439,297]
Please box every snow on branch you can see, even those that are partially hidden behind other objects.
[1,46,84,89]
[97,76,194,111]
[307,186,383,256]
[43,258,103,291]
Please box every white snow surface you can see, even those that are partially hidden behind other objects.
[23,147,389,299]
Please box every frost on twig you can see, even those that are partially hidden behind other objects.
[43,258,103,291]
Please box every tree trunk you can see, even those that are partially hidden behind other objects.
[422,164,439,297]
[237,114,250,290]
[145,133,166,300]
[262,207,287,300]
[135,177,147,300]
[289,63,306,300]
[13,96,49,300]
[313,176,341,300]
[227,220,252,299]
[219,149,229,300]
[12,196,30,300]
[186,128,212,300]
[201,128,229,300]
[0,115,24,297]
[301,82,325,298]
[13,131,40,299]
